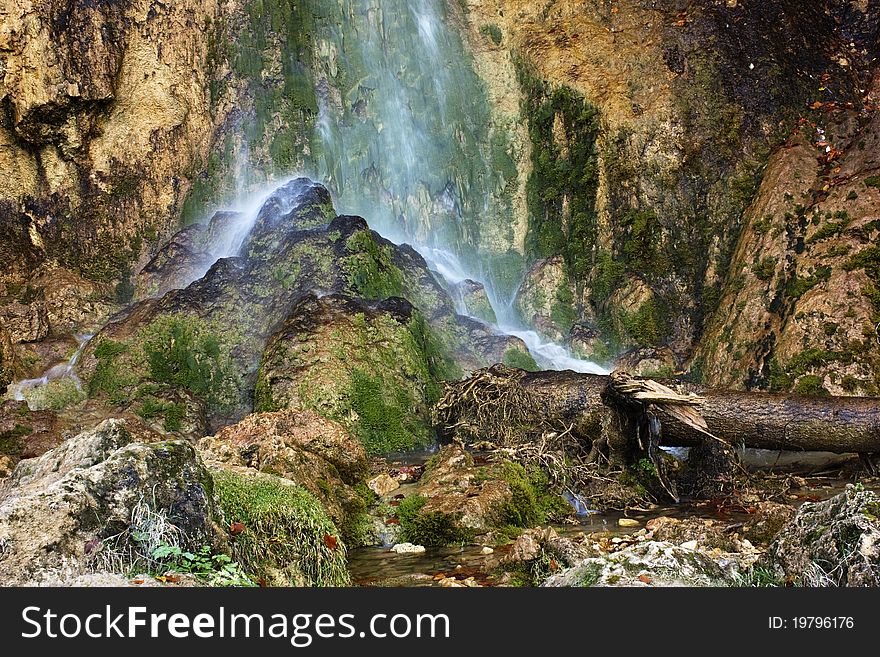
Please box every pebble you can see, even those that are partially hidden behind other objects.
[368,473,400,497]
[618,518,641,527]
[481,546,494,555]
[680,540,699,550]
[390,542,426,554]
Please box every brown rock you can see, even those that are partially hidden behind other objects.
[368,473,400,497]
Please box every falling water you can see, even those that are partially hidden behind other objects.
[306,0,609,374]
[5,333,93,405]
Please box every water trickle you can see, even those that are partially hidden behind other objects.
[5,333,93,405]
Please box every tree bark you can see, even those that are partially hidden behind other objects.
[441,368,880,454]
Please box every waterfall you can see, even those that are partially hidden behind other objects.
[4,333,92,406]
[307,0,608,374]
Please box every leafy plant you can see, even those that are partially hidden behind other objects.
[150,543,255,587]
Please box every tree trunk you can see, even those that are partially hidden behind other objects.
[437,367,880,454]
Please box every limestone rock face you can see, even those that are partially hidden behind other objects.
[0,419,224,584]
[460,0,880,375]
[695,107,880,394]
[514,256,573,341]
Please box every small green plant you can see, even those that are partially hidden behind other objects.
[151,543,255,586]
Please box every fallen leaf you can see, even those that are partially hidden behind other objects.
[230,521,245,535]
[639,574,653,584]
[433,573,446,581]
[130,579,145,585]
[550,559,559,572]
[323,534,338,550]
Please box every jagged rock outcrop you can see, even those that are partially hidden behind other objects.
[0,419,225,584]
[73,179,525,443]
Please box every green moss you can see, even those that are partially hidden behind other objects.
[807,214,851,244]
[517,60,600,281]
[502,348,539,371]
[347,368,429,455]
[751,256,777,281]
[620,297,667,346]
[0,424,32,456]
[213,470,349,586]
[396,495,471,547]
[478,23,503,45]
[89,340,134,405]
[865,176,880,189]
[786,266,831,299]
[88,316,240,415]
[21,378,86,411]
[343,231,405,300]
[491,462,571,530]
[550,281,578,332]
[794,375,828,396]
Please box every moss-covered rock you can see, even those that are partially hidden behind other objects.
[0,419,226,584]
[198,410,370,545]
[212,467,349,587]
[768,486,880,586]
[255,294,457,455]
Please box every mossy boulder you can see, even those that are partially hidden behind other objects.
[514,255,579,341]
[395,444,572,542]
[198,410,370,542]
[79,179,516,430]
[255,293,457,455]
[453,279,497,324]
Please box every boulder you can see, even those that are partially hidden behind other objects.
[198,410,368,527]
[0,400,62,473]
[544,540,743,587]
[513,255,575,340]
[454,279,497,324]
[0,419,225,584]
[368,473,400,497]
[255,293,454,455]
[768,486,880,586]
[741,502,796,545]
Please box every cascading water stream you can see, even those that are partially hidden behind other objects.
[306,0,608,374]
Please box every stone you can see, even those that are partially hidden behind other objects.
[513,256,575,340]
[413,444,515,532]
[680,540,699,550]
[618,518,640,527]
[198,410,368,528]
[741,502,797,545]
[453,279,497,324]
[368,473,400,497]
[544,541,743,587]
[768,486,880,586]
[481,546,494,555]
[0,300,49,343]
[0,399,63,474]
[0,419,224,584]
[390,542,426,554]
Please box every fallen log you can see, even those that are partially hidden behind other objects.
[434,366,880,454]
